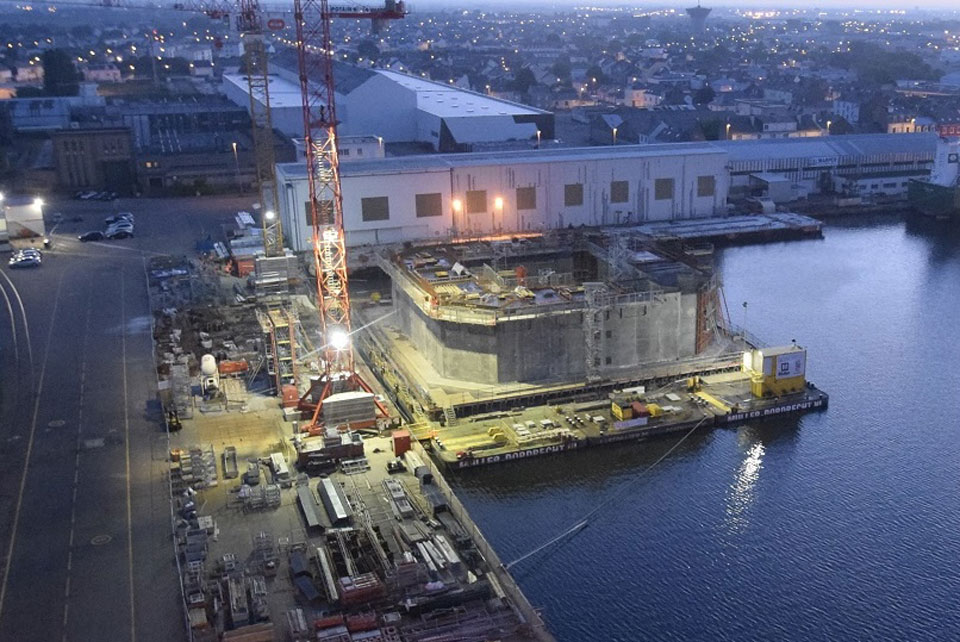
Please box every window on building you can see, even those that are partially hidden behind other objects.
[516,186,536,210]
[697,175,716,197]
[361,196,390,221]
[466,190,487,214]
[415,192,443,218]
[564,183,583,207]
[655,178,674,200]
[357,148,363,155]
[340,148,350,156]
[610,180,629,203]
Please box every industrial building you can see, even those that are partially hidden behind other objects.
[51,127,136,193]
[276,142,729,250]
[224,56,554,151]
[715,133,937,201]
[274,133,933,251]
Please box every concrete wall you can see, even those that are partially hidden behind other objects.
[279,165,453,250]
[393,274,701,384]
[448,154,727,236]
[393,281,500,383]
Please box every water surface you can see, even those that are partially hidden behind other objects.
[451,218,960,641]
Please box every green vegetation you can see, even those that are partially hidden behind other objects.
[42,49,79,96]
[830,42,940,85]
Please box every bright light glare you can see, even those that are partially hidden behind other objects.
[33,197,43,209]
[452,198,462,212]
[265,210,276,221]
[494,196,504,209]
[329,329,349,350]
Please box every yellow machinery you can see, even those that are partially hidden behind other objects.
[742,344,807,398]
[611,400,633,421]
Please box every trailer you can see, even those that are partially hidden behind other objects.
[222,446,239,479]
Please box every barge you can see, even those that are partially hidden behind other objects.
[422,344,829,470]
[437,385,828,470]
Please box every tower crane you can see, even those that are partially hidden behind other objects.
[293,0,406,427]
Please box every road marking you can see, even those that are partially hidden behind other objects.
[0,269,34,383]
[0,269,66,623]
[121,268,136,642]
[62,282,92,639]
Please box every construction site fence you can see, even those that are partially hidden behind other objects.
[721,322,768,349]
[410,439,556,642]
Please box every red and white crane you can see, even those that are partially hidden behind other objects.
[293,0,405,427]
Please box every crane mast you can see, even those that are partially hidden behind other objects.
[294,0,404,424]
[295,0,352,375]
[237,0,283,256]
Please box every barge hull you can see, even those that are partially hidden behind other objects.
[444,389,829,470]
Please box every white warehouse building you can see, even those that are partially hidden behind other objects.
[275,142,729,250]
[223,54,553,152]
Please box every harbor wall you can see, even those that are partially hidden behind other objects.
[410,439,557,642]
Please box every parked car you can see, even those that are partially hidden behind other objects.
[12,248,42,260]
[105,228,133,240]
[78,231,105,242]
[8,255,40,269]
[105,212,133,225]
[106,223,134,236]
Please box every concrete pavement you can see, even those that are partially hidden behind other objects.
[0,195,251,642]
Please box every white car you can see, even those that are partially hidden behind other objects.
[106,221,134,234]
[105,212,134,225]
[8,255,40,268]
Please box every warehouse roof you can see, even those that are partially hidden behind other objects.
[223,73,302,109]
[714,133,937,162]
[276,141,726,179]
[376,69,548,118]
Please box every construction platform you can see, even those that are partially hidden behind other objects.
[422,369,828,470]
[166,397,554,641]
[627,212,823,244]
[146,253,552,641]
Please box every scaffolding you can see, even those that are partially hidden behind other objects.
[257,306,300,394]
[583,282,608,381]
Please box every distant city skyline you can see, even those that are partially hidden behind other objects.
[404,0,960,11]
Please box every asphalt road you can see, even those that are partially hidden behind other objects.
[0,194,252,642]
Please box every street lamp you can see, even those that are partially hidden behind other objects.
[536,129,541,149]
[451,198,463,237]
[231,141,240,191]
[726,123,732,140]
[826,120,832,135]
[612,127,617,145]
[265,209,276,221]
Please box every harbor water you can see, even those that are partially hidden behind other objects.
[450,217,960,641]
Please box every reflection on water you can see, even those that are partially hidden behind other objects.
[724,437,764,534]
